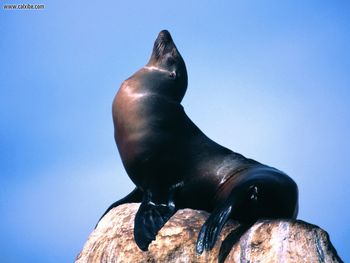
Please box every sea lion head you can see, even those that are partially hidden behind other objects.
[145,30,188,102]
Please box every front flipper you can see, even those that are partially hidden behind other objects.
[96,187,143,227]
[134,191,177,251]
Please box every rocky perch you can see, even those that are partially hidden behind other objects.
[76,203,343,263]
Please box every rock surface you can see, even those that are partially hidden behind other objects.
[76,203,343,263]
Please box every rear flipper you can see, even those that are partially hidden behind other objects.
[134,190,177,251]
[196,167,298,254]
[218,224,252,263]
[96,187,143,227]
[196,185,258,254]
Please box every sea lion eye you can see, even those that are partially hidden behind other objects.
[169,71,176,79]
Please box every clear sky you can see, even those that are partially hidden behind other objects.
[1,1,349,262]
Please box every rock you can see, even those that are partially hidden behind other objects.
[76,203,343,263]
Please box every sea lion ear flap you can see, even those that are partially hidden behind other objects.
[134,192,176,251]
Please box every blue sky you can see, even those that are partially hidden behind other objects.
[1,1,349,262]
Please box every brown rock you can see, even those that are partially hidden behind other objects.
[76,203,343,263]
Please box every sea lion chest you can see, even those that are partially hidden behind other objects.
[112,78,187,171]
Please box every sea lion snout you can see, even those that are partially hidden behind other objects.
[151,30,178,61]
[156,30,173,44]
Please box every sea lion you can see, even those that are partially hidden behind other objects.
[99,30,298,254]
